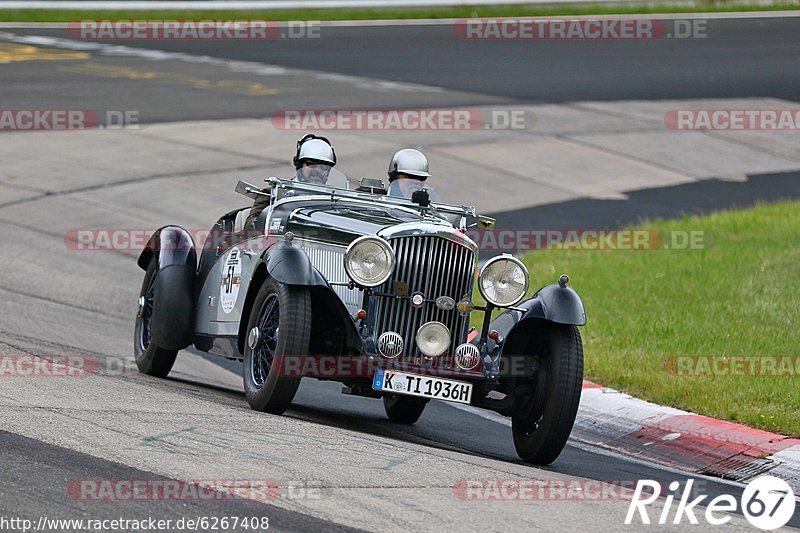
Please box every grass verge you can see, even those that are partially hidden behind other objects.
[511,200,800,436]
[0,2,798,22]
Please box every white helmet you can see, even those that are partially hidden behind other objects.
[388,149,430,181]
[293,134,336,169]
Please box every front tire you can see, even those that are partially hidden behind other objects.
[383,394,428,424]
[243,277,310,414]
[134,259,178,378]
[512,324,583,465]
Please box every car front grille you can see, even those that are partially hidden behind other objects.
[372,235,475,366]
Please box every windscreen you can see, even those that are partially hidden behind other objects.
[292,164,350,190]
[387,178,442,203]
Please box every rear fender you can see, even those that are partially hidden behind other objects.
[138,226,197,350]
[137,225,196,271]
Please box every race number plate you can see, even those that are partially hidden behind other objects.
[372,369,473,405]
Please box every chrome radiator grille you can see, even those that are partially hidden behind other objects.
[373,236,475,364]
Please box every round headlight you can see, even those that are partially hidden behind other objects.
[416,321,450,358]
[344,236,395,287]
[478,255,529,307]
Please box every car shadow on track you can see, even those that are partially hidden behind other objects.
[166,370,525,467]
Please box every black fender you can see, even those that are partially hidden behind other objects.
[486,284,584,372]
[137,226,197,350]
[137,225,196,271]
[519,284,586,326]
[265,241,328,286]
[307,285,364,356]
[265,242,363,354]
[482,284,584,400]
[489,284,586,340]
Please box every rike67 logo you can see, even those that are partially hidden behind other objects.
[626,476,796,530]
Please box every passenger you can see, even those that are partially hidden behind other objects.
[387,149,431,198]
[244,134,337,229]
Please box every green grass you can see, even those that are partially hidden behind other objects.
[0,2,798,22]
[505,200,800,436]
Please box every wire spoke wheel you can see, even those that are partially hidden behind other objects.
[243,277,310,415]
[250,294,280,388]
[137,282,155,352]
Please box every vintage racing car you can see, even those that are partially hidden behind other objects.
[134,169,586,464]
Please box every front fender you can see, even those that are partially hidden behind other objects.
[265,241,327,286]
[520,284,586,326]
[137,226,197,350]
[484,284,584,393]
[489,283,586,341]
[258,242,363,356]
[476,283,584,378]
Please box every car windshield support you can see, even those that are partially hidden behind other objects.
[264,176,484,222]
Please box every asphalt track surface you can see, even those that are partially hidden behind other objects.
[202,354,800,529]
[0,431,359,533]
[106,17,800,103]
[2,16,800,532]
[1,16,799,124]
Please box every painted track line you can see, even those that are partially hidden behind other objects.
[0,31,444,94]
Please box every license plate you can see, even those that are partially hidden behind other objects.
[372,369,473,405]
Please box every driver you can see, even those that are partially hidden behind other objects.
[292,133,337,185]
[387,148,431,197]
[244,134,337,229]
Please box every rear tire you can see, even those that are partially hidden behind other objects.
[383,394,428,424]
[243,277,310,415]
[134,259,178,378]
[512,324,583,465]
